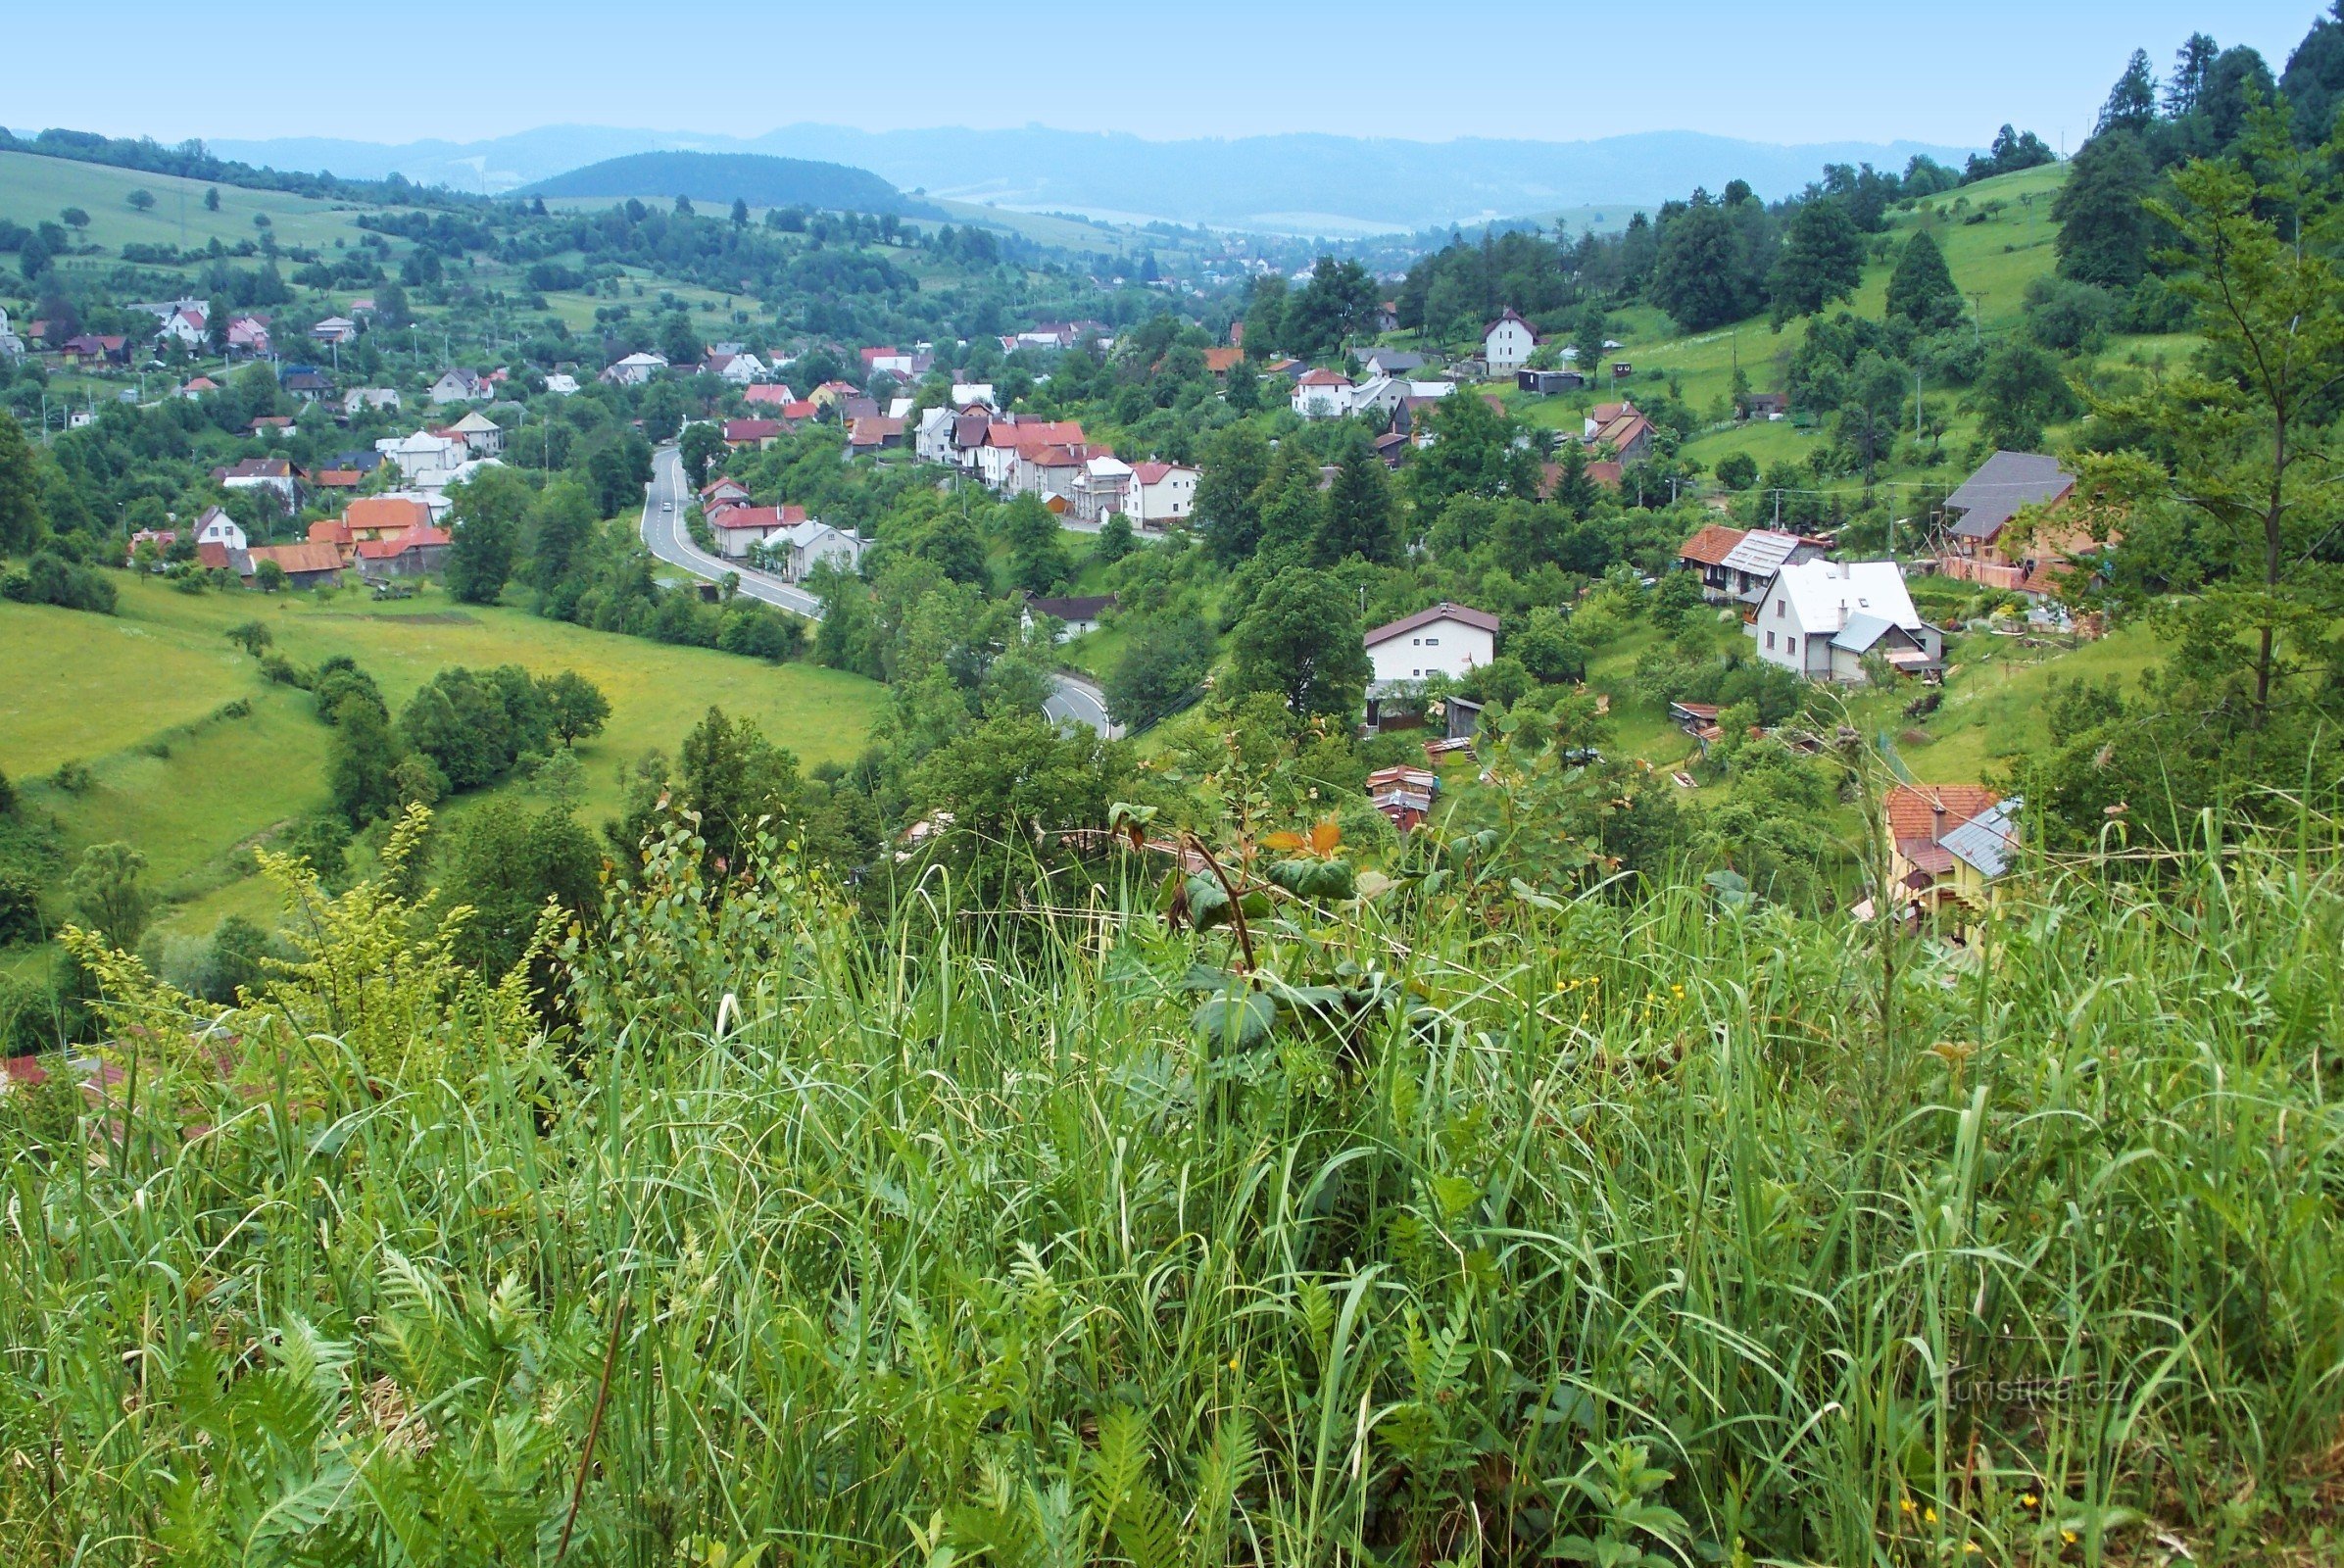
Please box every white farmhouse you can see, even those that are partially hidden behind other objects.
[428,368,490,405]
[1745,560,1944,682]
[190,506,247,553]
[1291,368,1355,419]
[1481,308,1539,373]
[1125,461,1198,528]
[602,352,668,387]
[1363,602,1499,719]
[375,429,469,486]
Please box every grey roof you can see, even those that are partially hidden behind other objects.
[1719,528,1804,577]
[1831,612,1896,653]
[1357,348,1428,373]
[1940,798,2022,879]
[1945,451,2075,542]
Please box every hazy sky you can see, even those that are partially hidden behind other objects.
[8,2,2332,152]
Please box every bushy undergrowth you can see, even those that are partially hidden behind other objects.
[1,807,2339,1566]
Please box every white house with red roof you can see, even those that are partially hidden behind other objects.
[1482,308,1539,372]
[158,307,208,351]
[1290,368,1355,419]
[1125,461,1197,528]
[708,503,810,560]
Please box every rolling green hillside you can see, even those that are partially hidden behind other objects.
[0,149,378,258]
[0,576,883,954]
[519,150,939,219]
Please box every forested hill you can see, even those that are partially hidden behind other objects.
[517,151,942,219]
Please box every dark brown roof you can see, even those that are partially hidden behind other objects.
[1363,601,1499,647]
[1023,591,1117,621]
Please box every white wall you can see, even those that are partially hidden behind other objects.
[1367,617,1494,685]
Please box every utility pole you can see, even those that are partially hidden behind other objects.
[1968,291,1986,348]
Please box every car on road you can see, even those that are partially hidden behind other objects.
[662,501,674,512]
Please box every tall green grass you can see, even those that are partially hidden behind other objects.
[2,813,2339,1565]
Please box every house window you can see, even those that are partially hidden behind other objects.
[1775,600,1784,617]
[1786,637,1797,656]
[1412,637,1421,645]
[1424,637,1440,647]
[1766,631,1776,650]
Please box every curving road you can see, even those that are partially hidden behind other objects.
[638,444,1118,737]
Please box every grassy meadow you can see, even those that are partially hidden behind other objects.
[0,149,381,261]
[0,574,883,950]
[2,789,2338,1564]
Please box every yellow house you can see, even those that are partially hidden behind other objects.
[1938,798,2023,944]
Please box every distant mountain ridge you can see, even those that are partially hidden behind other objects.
[517,150,942,219]
[213,123,1978,235]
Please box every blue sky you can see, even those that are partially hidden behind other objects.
[9,2,2333,152]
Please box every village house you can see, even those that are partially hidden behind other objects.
[1125,461,1197,528]
[775,517,864,581]
[1938,798,2023,940]
[0,308,23,359]
[447,409,503,457]
[704,350,766,384]
[213,456,301,508]
[1291,368,1355,419]
[915,407,959,466]
[723,417,785,451]
[741,382,802,408]
[1362,602,1499,727]
[1021,591,1118,641]
[428,368,491,405]
[542,372,580,397]
[279,367,332,404]
[356,524,453,580]
[708,503,810,561]
[1072,455,1135,524]
[1357,347,1427,378]
[156,306,208,352]
[1481,308,1539,373]
[189,507,247,553]
[1673,526,1824,606]
[343,386,401,416]
[374,429,468,487]
[60,334,130,367]
[239,542,347,589]
[847,416,906,453]
[699,476,753,510]
[1883,784,2004,898]
[1584,401,1654,464]
[1937,451,2090,596]
[601,352,668,388]
[225,316,271,357]
[310,316,359,346]
[1745,559,1943,683]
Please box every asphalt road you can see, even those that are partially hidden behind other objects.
[638,445,1118,738]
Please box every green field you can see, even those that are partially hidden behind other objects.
[0,149,379,261]
[0,574,884,944]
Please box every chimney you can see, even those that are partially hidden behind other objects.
[1930,796,1947,844]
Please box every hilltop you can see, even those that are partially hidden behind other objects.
[516,149,944,220]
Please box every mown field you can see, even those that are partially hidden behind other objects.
[0,574,883,953]
[0,149,381,261]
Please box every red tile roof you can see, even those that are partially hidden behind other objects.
[708,504,809,530]
[1678,523,1746,567]
[723,418,783,442]
[354,526,451,561]
[1886,785,2002,844]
